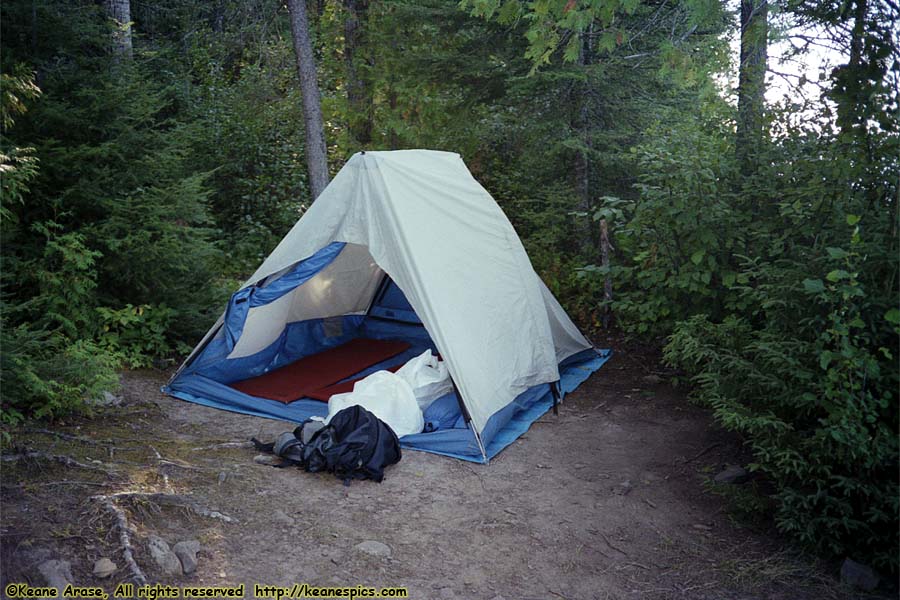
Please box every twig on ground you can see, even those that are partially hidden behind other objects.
[158,459,209,471]
[683,443,721,464]
[91,495,148,586]
[598,531,629,557]
[149,445,172,492]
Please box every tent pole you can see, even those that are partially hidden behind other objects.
[448,375,472,425]
[364,272,391,317]
[472,425,488,462]
[449,374,487,462]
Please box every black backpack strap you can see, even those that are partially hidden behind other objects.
[251,437,275,453]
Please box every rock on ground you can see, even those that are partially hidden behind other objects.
[91,391,123,407]
[354,540,391,558]
[271,509,296,526]
[173,540,201,575]
[37,559,73,590]
[92,557,117,578]
[253,454,282,466]
[147,535,183,576]
[713,464,750,484]
[840,558,879,592]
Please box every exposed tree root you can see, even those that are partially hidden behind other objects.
[110,491,238,523]
[92,495,148,586]
[24,428,117,446]
[1,451,119,477]
[3,480,111,490]
[191,441,254,451]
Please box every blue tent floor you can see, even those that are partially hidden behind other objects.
[165,349,611,463]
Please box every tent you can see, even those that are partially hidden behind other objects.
[164,150,610,463]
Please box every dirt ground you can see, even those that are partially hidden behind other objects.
[0,347,881,600]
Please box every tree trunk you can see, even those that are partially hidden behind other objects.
[105,0,133,61]
[599,219,613,329]
[735,0,768,174]
[344,0,373,148]
[387,83,399,150]
[287,0,330,200]
[210,0,225,34]
[833,0,870,138]
[572,28,598,252]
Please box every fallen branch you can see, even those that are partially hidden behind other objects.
[92,495,148,586]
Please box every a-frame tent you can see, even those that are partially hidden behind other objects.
[165,150,610,462]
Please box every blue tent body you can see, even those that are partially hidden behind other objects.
[164,151,610,463]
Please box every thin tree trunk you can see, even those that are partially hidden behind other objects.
[287,0,330,200]
[210,0,225,34]
[572,27,598,252]
[735,0,767,175]
[599,218,613,329]
[834,0,870,138]
[387,83,399,150]
[344,0,373,148]
[105,0,133,61]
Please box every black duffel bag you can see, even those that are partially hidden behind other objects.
[252,405,401,483]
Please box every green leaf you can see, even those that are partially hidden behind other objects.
[846,214,860,226]
[826,247,848,259]
[819,351,832,370]
[802,279,825,293]
[885,308,900,325]
[722,272,737,287]
[825,269,850,282]
[690,250,705,265]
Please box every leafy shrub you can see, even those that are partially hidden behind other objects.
[25,222,103,338]
[0,319,118,431]
[96,304,189,368]
[664,205,899,571]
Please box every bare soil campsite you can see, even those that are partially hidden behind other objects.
[0,344,883,600]
[2,0,896,599]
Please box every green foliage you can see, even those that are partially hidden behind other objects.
[657,112,899,570]
[0,67,40,224]
[604,113,743,333]
[0,0,227,425]
[24,222,103,338]
[464,0,725,71]
[96,304,189,368]
[0,317,119,430]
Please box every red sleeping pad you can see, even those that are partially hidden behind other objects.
[229,338,411,404]
[305,364,402,401]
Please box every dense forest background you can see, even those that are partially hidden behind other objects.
[1,0,898,575]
